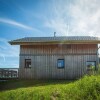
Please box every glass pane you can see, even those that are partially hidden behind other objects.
[58,59,64,68]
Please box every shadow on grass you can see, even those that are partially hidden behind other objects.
[0,79,74,92]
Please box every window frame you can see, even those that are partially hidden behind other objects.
[57,59,65,69]
[25,59,31,68]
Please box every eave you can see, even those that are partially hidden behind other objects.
[9,40,100,45]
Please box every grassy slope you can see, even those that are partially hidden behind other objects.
[0,75,100,100]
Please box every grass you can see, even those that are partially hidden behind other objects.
[0,75,100,100]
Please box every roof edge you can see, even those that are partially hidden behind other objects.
[8,40,100,45]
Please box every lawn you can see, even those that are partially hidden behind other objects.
[0,75,100,100]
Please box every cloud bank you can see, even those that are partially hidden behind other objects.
[44,0,100,36]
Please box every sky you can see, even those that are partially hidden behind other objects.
[0,0,100,68]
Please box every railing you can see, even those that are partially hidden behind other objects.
[0,68,19,79]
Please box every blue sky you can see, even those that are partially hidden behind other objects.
[0,0,100,68]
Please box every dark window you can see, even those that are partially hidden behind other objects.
[25,59,31,68]
[57,59,64,68]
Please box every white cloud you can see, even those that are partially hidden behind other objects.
[44,0,69,36]
[0,18,34,30]
[69,0,100,36]
[0,38,19,67]
[0,37,19,57]
[44,0,100,36]
[45,19,69,36]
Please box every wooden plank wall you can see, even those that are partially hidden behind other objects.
[19,44,98,79]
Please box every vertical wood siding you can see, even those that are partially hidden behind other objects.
[19,44,98,79]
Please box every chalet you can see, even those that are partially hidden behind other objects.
[9,36,100,79]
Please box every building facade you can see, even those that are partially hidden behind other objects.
[0,68,18,78]
[9,36,100,79]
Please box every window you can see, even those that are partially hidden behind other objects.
[86,61,96,70]
[86,61,96,75]
[25,59,31,68]
[57,59,64,68]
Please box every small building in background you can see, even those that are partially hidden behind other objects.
[0,68,18,78]
[9,36,100,79]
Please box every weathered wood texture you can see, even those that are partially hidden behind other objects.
[19,44,98,79]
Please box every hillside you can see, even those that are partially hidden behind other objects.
[0,75,100,100]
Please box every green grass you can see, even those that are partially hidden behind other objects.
[0,75,100,100]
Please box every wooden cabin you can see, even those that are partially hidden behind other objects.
[9,36,100,79]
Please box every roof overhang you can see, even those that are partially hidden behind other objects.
[9,40,100,45]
